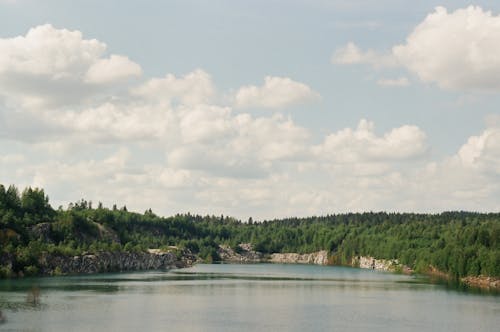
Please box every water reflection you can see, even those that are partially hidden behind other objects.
[26,286,41,306]
[0,264,498,332]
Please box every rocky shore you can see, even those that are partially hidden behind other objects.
[44,250,194,275]
[2,244,497,292]
[352,258,500,291]
[217,243,263,263]
[1,249,195,277]
[216,244,329,265]
[351,255,412,273]
[461,276,500,290]
[269,251,329,265]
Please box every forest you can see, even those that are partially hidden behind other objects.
[0,184,499,279]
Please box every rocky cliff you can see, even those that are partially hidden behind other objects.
[216,244,329,265]
[351,256,412,273]
[32,250,193,276]
[217,243,263,262]
[269,250,329,265]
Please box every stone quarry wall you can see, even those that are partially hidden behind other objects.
[351,256,402,272]
[217,244,263,262]
[217,244,329,266]
[37,250,193,275]
[269,250,329,265]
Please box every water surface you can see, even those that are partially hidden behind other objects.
[0,264,498,331]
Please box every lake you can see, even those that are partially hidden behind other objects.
[0,264,499,331]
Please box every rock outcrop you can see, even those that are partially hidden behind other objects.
[269,250,329,265]
[29,221,121,244]
[217,245,329,266]
[30,223,52,242]
[38,250,194,275]
[461,276,500,290]
[352,256,411,273]
[217,243,263,262]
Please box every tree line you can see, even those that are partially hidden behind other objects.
[0,184,498,279]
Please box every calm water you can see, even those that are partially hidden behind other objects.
[0,264,498,331]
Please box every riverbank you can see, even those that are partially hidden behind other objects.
[214,245,499,291]
[351,255,413,274]
[0,249,195,277]
[461,276,500,290]
[2,244,498,292]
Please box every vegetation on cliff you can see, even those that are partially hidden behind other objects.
[0,184,499,280]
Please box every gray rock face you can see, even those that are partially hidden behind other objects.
[30,223,53,243]
[217,244,330,265]
[351,256,403,272]
[39,250,194,275]
[269,251,329,265]
[217,244,263,262]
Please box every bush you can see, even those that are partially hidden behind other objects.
[52,266,63,276]
[24,265,39,276]
[0,265,13,278]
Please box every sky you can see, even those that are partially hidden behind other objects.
[0,0,499,220]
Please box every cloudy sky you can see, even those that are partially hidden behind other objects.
[1,0,499,219]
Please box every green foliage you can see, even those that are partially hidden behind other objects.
[0,265,13,278]
[24,265,39,276]
[52,266,63,276]
[1,184,499,279]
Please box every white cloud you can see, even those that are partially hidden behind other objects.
[314,119,427,163]
[85,55,142,84]
[393,6,500,91]
[234,76,320,109]
[1,69,218,145]
[0,24,141,108]
[132,69,215,106]
[2,23,500,219]
[377,77,409,87]
[54,102,174,142]
[333,6,500,92]
[6,114,500,218]
[168,112,310,178]
[331,42,395,67]
[178,105,233,144]
[458,125,500,174]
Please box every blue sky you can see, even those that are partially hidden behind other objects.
[1,0,499,219]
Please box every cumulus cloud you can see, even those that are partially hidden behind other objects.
[333,6,500,92]
[168,112,310,178]
[85,55,142,84]
[393,6,500,91]
[0,24,141,108]
[457,125,500,174]
[132,69,215,106]
[5,110,500,218]
[314,119,427,163]
[53,102,175,142]
[2,23,500,219]
[234,76,320,109]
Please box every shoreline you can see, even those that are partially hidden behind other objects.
[216,245,499,291]
[1,246,498,292]
[460,276,500,290]
[0,249,195,278]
